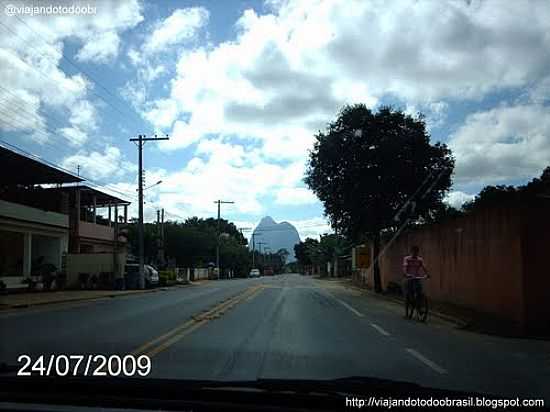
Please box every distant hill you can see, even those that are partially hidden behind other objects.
[251,216,301,262]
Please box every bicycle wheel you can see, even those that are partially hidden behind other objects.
[416,295,429,322]
[405,294,415,319]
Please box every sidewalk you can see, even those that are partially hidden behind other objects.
[0,283,192,310]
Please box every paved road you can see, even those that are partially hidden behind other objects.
[1,274,549,401]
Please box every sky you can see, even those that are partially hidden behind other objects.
[0,0,549,241]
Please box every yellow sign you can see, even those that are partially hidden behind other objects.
[356,245,370,268]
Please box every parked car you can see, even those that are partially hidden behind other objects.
[145,265,159,288]
[124,264,159,289]
[263,266,274,276]
[249,268,260,278]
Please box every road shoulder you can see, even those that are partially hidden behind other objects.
[0,283,193,311]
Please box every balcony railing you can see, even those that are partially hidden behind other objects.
[0,199,69,228]
[78,220,115,241]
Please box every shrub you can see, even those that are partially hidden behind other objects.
[159,270,177,285]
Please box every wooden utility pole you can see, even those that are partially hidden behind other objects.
[251,232,261,268]
[161,208,165,266]
[213,200,234,279]
[129,134,169,289]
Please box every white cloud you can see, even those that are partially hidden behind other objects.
[143,7,209,55]
[444,191,475,209]
[528,75,550,104]
[109,138,310,221]
[0,0,143,144]
[274,187,318,206]
[122,7,208,119]
[61,146,135,181]
[144,98,178,129]
[168,120,202,149]
[76,31,120,63]
[286,216,332,241]
[58,127,88,146]
[69,100,98,131]
[74,1,144,62]
[449,104,550,186]
[0,87,46,138]
[147,0,547,188]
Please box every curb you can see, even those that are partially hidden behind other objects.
[0,283,194,311]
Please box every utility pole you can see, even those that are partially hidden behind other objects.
[214,200,234,279]
[251,232,261,268]
[258,242,267,266]
[161,208,165,267]
[129,134,169,289]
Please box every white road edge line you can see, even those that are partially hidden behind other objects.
[405,348,448,374]
[370,323,391,336]
[334,297,364,317]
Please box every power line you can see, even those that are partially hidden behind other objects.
[0,138,136,201]
[0,21,151,136]
[11,15,152,130]
[0,133,137,199]
[0,86,109,155]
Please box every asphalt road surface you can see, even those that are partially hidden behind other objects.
[1,274,549,401]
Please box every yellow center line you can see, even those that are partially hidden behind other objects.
[243,286,265,303]
[131,285,264,358]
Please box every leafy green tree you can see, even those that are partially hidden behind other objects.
[294,241,312,267]
[126,217,250,272]
[126,220,159,263]
[305,104,454,292]
[463,166,550,212]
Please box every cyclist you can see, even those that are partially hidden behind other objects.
[402,245,429,301]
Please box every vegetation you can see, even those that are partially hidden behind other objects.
[159,270,178,286]
[293,234,351,274]
[463,167,550,212]
[126,217,251,277]
[305,104,454,291]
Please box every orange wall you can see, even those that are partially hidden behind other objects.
[521,200,550,335]
[379,207,527,326]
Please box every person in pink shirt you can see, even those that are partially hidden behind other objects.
[402,245,429,300]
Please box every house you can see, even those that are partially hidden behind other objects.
[0,144,132,290]
[48,185,131,288]
[0,145,81,289]
[49,185,130,254]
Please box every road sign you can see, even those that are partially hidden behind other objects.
[355,244,370,268]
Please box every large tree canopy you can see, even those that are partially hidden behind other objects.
[305,104,455,291]
[463,166,550,212]
[126,217,250,276]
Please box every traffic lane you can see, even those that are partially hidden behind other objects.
[148,277,431,385]
[324,283,550,402]
[0,278,262,365]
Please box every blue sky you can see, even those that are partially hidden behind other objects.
[1,0,549,240]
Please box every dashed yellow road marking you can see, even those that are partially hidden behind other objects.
[132,285,264,358]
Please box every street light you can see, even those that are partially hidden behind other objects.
[137,180,162,191]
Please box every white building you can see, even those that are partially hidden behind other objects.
[0,145,80,289]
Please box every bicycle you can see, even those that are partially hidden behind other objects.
[404,275,429,322]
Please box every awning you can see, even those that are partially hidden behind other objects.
[0,145,83,185]
[51,185,131,207]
